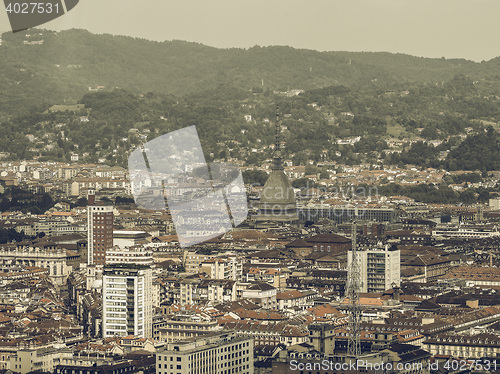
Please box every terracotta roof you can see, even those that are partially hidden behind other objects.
[306,304,342,318]
[286,239,314,248]
[247,282,276,291]
[277,290,305,300]
[403,254,450,266]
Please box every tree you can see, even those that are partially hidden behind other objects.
[242,170,268,186]
[292,178,316,189]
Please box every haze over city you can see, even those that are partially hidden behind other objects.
[1,0,500,61]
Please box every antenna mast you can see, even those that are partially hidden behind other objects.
[347,222,361,358]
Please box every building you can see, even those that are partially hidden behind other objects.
[401,253,450,283]
[242,282,277,309]
[184,251,215,274]
[0,242,72,286]
[490,197,500,210]
[87,198,114,265]
[222,320,309,347]
[178,278,237,305]
[308,323,336,355]
[199,257,243,280]
[299,206,397,224]
[154,314,221,342]
[256,109,297,225]
[102,264,153,338]
[276,290,311,310]
[272,343,430,374]
[113,230,151,248]
[432,225,499,239]
[348,245,400,293]
[306,233,351,253]
[424,333,500,359]
[155,332,253,374]
[105,245,154,266]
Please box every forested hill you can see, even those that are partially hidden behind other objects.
[0,28,494,116]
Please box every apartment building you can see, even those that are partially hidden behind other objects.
[102,264,153,338]
[348,244,400,293]
[156,332,253,374]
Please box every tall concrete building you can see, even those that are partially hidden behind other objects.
[156,332,253,374]
[102,264,153,338]
[347,244,400,293]
[87,195,114,265]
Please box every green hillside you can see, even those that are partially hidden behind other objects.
[0,28,491,117]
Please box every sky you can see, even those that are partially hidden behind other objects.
[1,0,500,62]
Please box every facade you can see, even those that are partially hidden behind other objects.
[401,254,450,283]
[308,323,336,355]
[348,245,400,293]
[14,217,86,237]
[154,317,221,342]
[184,252,215,274]
[113,230,150,248]
[199,257,243,280]
[105,245,154,266]
[178,278,237,305]
[276,290,310,310]
[0,243,71,286]
[102,264,153,338]
[307,233,351,253]
[424,333,500,359]
[242,282,277,309]
[87,203,114,265]
[223,320,309,347]
[272,344,430,374]
[299,206,397,224]
[156,332,253,374]
[432,226,500,239]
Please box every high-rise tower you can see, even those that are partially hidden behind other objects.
[348,244,401,293]
[87,193,114,265]
[102,264,153,338]
[256,106,297,224]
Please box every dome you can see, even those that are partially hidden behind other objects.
[257,170,297,222]
[259,171,295,205]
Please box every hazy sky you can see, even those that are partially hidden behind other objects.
[1,0,500,62]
